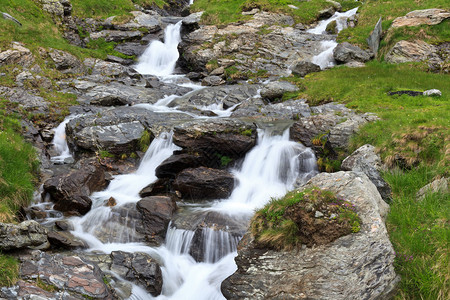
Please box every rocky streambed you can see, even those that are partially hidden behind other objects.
[0,2,401,299]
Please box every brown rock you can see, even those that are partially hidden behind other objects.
[392,9,450,28]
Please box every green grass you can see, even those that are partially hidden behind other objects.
[191,0,358,25]
[290,60,449,300]
[337,0,450,52]
[0,253,19,286]
[0,107,39,223]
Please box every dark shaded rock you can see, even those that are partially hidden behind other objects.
[333,42,372,63]
[55,220,73,231]
[114,42,148,57]
[260,81,299,102]
[0,221,48,251]
[136,196,177,245]
[43,158,107,215]
[173,119,257,161]
[155,153,204,178]
[367,17,382,55]
[341,144,392,202]
[173,167,235,200]
[106,55,135,66]
[90,30,143,43]
[110,251,163,296]
[47,231,87,249]
[20,251,114,299]
[139,178,171,197]
[222,172,398,300]
[388,90,423,96]
[291,61,321,77]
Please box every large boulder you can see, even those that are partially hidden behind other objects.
[136,196,177,245]
[48,48,84,74]
[333,42,372,63]
[0,42,34,67]
[341,144,392,202]
[20,252,114,299]
[391,9,450,28]
[47,231,88,249]
[89,30,143,43]
[291,61,321,77]
[385,40,440,64]
[0,221,48,251]
[43,158,108,215]
[222,171,399,299]
[416,177,448,201]
[110,251,163,296]
[105,11,161,32]
[173,119,257,160]
[260,81,299,102]
[83,58,129,78]
[155,153,204,178]
[0,87,48,111]
[173,167,235,200]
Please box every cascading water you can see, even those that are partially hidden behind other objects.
[309,7,359,69]
[135,21,182,76]
[50,114,77,163]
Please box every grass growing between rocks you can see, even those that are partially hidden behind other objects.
[251,187,360,250]
[191,0,358,25]
[337,0,450,52]
[0,253,19,286]
[0,107,39,223]
[290,61,449,299]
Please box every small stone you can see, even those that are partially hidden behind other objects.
[423,89,442,97]
[242,8,259,15]
[106,197,117,207]
[330,213,337,219]
[315,211,324,218]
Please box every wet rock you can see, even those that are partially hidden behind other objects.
[55,220,73,231]
[222,172,399,300]
[43,158,108,215]
[90,30,143,43]
[155,153,204,178]
[136,196,177,245]
[173,118,257,160]
[0,220,48,251]
[49,48,84,74]
[391,9,450,28]
[20,251,114,299]
[333,42,372,63]
[416,177,448,201]
[0,42,34,67]
[47,231,88,249]
[341,144,392,202]
[110,251,163,296]
[291,61,321,77]
[173,167,235,200]
[385,40,440,64]
[260,81,299,102]
[139,178,171,197]
[202,75,225,86]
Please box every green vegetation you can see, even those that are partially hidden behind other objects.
[338,0,449,53]
[0,254,19,286]
[251,187,360,250]
[71,0,166,19]
[192,0,358,25]
[288,60,449,299]
[139,130,152,152]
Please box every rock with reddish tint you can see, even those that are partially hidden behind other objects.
[222,172,399,300]
[0,280,83,300]
[0,220,48,251]
[20,251,114,299]
[173,167,235,200]
[43,158,108,215]
[136,196,177,245]
[110,251,163,296]
[173,119,256,161]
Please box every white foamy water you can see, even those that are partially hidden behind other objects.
[50,115,78,163]
[136,22,182,76]
[312,40,338,69]
[307,7,358,35]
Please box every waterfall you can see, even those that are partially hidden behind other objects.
[135,21,182,76]
[307,7,358,35]
[50,115,77,163]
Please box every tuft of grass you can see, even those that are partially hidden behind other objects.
[0,253,19,286]
[139,130,152,152]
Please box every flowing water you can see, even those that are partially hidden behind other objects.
[42,16,322,300]
[50,114,78,163]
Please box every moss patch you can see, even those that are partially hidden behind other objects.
[251,187,360,250]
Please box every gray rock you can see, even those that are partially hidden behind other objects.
[385,40,440,64]
[83,58,128,78]
[333,42,372,63]
[341,144,392,202]
[110,251,163,296]
[291,61,321,77]
[423,89,442,97]
[0,87,48,110]
[1,12,22,26]
[416,177,448,201]
[89,30,143,43]
[47,231,88,249]
[40,0,65,16]
[114,42,148,57]
[0,221,48,251]
[21,251,114,299]
[0,42,34,67]
[202,75,225,86]
[260,81,299,102]
[106,55,135,65]
[367,17,382,55]
[222,171,399,300]
[49,48,84,74]
[391,9,450,28]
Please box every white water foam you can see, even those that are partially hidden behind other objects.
[307,7,358,35]
[312,40,338,69]
[136,21,182,76]
[50,115,78,163]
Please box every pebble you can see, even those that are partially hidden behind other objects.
[423,89,442,97]
[315,211,324,218]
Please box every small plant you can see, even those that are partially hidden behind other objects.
[139,130,151,152]
[240,128,253,137]
[99,150,114,158]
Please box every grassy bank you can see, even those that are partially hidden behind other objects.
[288,61,449,299]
